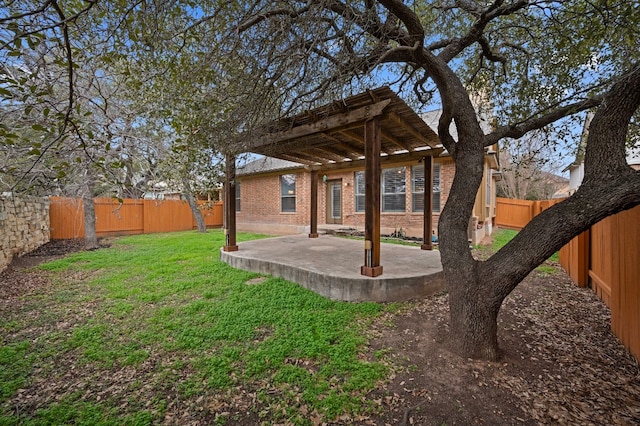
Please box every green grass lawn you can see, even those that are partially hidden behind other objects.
[0,230,390,425]
[483,227,560,268]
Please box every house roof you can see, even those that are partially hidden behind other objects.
[420,108,494,141]
[238,157,303,176]
[244,87,441,169]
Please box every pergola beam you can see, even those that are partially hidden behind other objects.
[388,111,439,148]
[319,132,362,159]
[248,100,391,149]
[308,146,349,162]
[308,148,443,172]
[381,128,413,152]
[277,153,319,165]
[339,128,416,156]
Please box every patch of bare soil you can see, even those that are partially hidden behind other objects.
[368,265,640,425]
[0,239,109,298]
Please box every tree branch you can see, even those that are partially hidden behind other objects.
[377,0,424,47]
[0,0,54,23]
[485,97,603,146]
[237,6,310,33]
[438,0,529,63]
[584,62,640,179]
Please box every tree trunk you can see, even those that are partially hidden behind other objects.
[439,143,501,359]
[83,194,99,250]
[441,63,640,360]
[183,179,207,233]
[447,263,502,360]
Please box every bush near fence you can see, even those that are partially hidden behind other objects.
[49,197,223,239]
[496,197,640,362]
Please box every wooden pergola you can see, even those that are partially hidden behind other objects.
[223,87,442,277]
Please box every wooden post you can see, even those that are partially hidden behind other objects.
[421,156,434,250]
[223,154,238,252]
[309,170,319,238]
[361,118,383,277]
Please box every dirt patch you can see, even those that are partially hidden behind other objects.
[368,266,640,425]
[245,277,268,285]
[0,238,110,298]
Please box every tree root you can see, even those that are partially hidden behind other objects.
[400,399,429,426]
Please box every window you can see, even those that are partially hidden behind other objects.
[354,171,365,212]
[382,167,406,212]
[486,164,492,218]
[412,163,441,213]
[486,164,492,206]
[235,182,241,212]
[280,174,296,212]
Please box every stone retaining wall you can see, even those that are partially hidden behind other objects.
[0,195,50,271]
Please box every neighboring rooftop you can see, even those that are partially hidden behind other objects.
[238,157,302,176]
[420,107,494,142]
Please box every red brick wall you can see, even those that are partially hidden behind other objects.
[237,159,457,237]
[237,170,310,226]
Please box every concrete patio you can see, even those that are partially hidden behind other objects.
[220,234,444,302]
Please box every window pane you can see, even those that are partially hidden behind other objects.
[383,167,405,193]
[281,174,296,212]
[281,174,296,196]
[412,163,441,212]
[412,165,424,212]
[281,196,295,212]
[355,171,365,212]
[235,182,241,212]
[382,167,405,212]
[383,194,405,212]
[433,163,440,213]
[412,194,424,212]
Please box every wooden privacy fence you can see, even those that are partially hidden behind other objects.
[559,206,640,361]
[495,197,563,229]
[496,197,640,361]
[49,197,223,239]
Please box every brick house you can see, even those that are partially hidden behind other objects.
[235,112,500,245]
